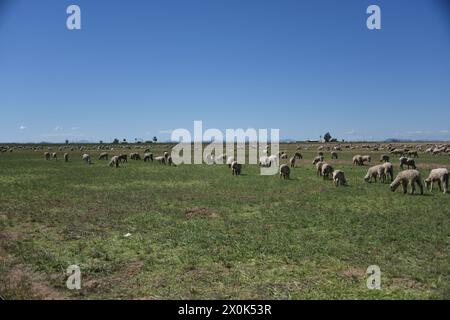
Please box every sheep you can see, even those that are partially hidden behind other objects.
[227,156,235,168]
[390,148,406,156]
[51,152,57,161]
[331,151,338,159]
[143,153,153,162]
[332,170,347,187]
[118,154,128,163]
[352,155,363,166]
[64,153,69,162]
[294,152,303,159]
[407,151,419,158]
[364,164,385,183]
[164,151,169,159]
[361,155,371,165]
[279,164,290,179]
[290,157,296,168]
[321,163,334,180]
[380,154,390,163]
[155,156,166,164]
[98,152,109,160]
[312,156,324,165]
[82,154,91,164]
[167,156,174,166]
[280,153,288,160]
[424,168,448,194]
[390,170,423,195]
[109,155,120,168]
[382,162,394,182]
[44,152,50,160]
[231,161,242,176]
[130,153,141,160]
[316,161,324,176]
[399,157,416,170]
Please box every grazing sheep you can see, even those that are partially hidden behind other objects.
[380,154,390,163]
[82,154,91,164]
[399,157,416,170]
[294,152,303,159]
[407,151,419,158]
[321,163,334,180]
[361,155,371,165]
[44,152,50,160]
[130,153,141,160]
[227,156,235,168]
[382,162,394,182]
[143,153,153,162]
[318,152,324,157]
[290,157,297,168]
[164,151,169,159]
[333,170,347,187]
[364,165,385,183]
[64,153,69,162]
[51,152,57,161]
[424,168,448,194]
[352,155,363,166]
[390,148,406,156]
[280,153,288,160]
[155,156,166,164]
[312,156,324,165]
[167,156,174,166]
[316,161,324,176]
[231,161,242,176]
[390,170,423,195]
[331,151,338,159]
[118,154,128,163]
[109,155,120,168]
[98,152,109,160]
[279,164,290,179]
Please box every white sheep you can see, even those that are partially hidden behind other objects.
[312,156,324,165]
[424,168,448,194]
[82,153,91,164]
[227,156,235,168]
[390,170,423,195]
[332,170,347,187]
[98,152,109,160]
[364,164,385,183]
[109,155,120,168]
[144,153,153,162]
[331,151,338,159]
[64,153,69,162]
[316,161,324,176]
[382,162,394,182]
[321,163,334,180]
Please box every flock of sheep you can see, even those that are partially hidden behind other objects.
[3,142,449,196]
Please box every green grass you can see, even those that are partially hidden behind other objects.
[0,145,449,299]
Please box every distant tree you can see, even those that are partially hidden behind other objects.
[99,140,103,144]
[123,138,127,142]
[65,139,69,145]
[153,136,157,143]
[112,138,119,144]
[323,132,332,143]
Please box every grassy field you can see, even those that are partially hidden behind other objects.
[0,144,449,299]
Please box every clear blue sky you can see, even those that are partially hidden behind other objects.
[1,0,449,143]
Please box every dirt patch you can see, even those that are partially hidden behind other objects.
[338,267,365,279]
[0,231,23,241]
[184,207,218,219]
[1,262,67,300]
[391,277,424,289]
